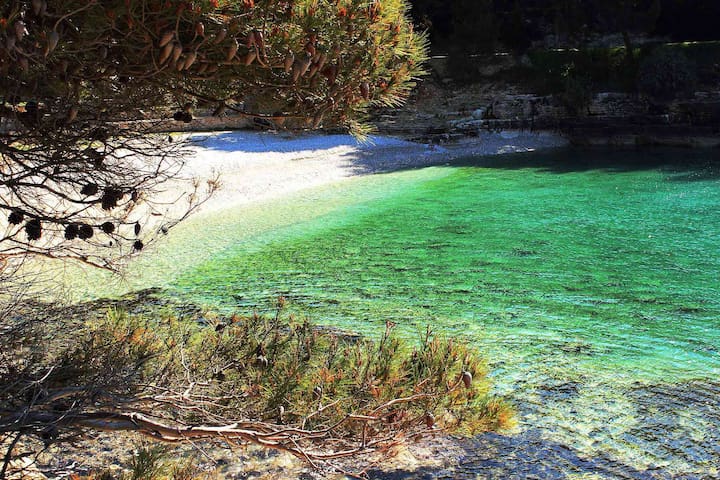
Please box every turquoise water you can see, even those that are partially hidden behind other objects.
[99,148,720,477]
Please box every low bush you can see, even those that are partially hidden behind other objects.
[1,300,514,476]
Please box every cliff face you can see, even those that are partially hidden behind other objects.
[372,54,720,148]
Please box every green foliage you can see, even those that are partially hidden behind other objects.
[1,300,513,473]
[1,0,430,270]
[637,46,698,100]
[99,304,513,436]
[81,450,215,480]
[0,0,427,133]
[128,446,168,480]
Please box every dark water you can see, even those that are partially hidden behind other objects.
[98,148,720,478]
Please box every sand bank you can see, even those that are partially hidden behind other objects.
[172,130,569,215]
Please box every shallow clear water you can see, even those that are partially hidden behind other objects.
[93,148,720,478]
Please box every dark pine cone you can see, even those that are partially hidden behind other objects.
[64,224,79,240]
[78,224,94,240]
[25,219,42,241]
[8,210,24,225]
[101,188,123,210]
[80,183,99,196]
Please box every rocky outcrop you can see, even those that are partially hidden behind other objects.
[372,75,720,148]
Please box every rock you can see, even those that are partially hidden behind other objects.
[7,458,48,479]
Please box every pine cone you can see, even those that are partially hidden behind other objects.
[78,224,94,240]
[25,219,42,241]
[8,210,24,225]
[64,224,79,240]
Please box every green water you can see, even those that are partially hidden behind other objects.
[94,148,720,477]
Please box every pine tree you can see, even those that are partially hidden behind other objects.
[0,0,428,269]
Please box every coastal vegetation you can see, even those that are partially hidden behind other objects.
[0,0,427,271]
[1,298,512,477]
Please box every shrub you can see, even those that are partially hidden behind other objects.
[1,300,514,476]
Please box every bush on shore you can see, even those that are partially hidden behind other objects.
[1,299,513,477]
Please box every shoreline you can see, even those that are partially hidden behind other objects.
[170,129,569,217]
[41,129,568,301]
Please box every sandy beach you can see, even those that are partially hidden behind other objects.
[173,130,569,216]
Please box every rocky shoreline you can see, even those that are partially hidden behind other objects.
[367,56,720,149]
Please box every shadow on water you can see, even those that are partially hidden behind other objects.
[336,144,720,181]
[448,147,720,181]
[189,131,720,181]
